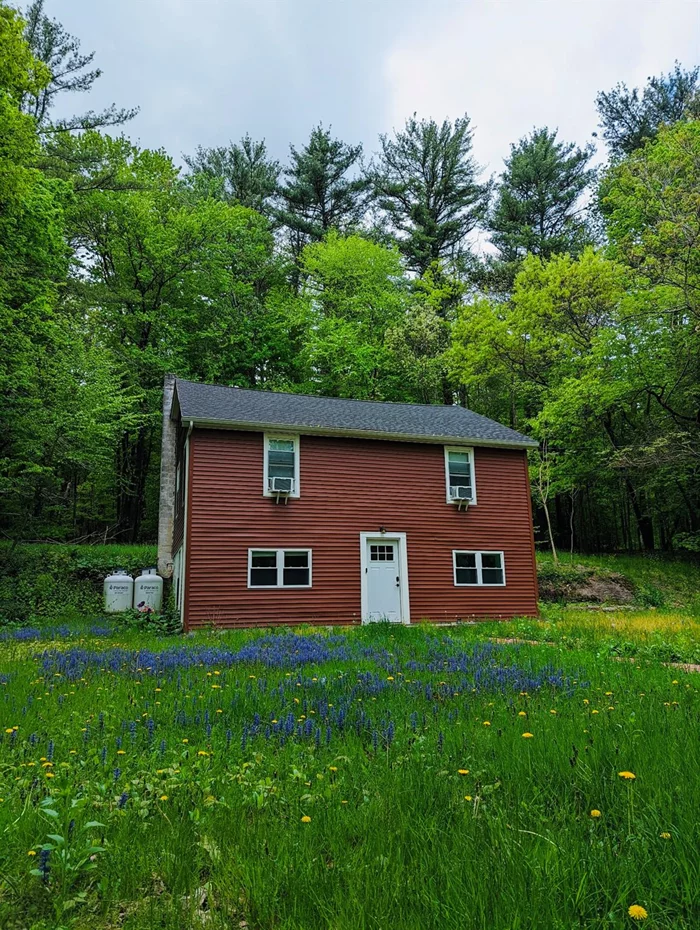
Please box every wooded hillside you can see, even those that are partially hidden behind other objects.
[2,1,699,553]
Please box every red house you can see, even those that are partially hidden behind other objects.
[157,376,539,629]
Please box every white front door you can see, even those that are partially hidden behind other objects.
[365,539,402,622]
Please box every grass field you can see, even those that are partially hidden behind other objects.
[1,617,698,929]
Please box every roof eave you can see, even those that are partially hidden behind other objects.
[177,415,539,450]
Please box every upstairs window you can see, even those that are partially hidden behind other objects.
[248,549,311,588]
[444,447,476,504]
[264,434,300,498]
[453,551,505,586]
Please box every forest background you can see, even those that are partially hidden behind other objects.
[2,0,700,555]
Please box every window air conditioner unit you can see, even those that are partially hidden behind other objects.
[449,486,472,511]
[269,477,294,495]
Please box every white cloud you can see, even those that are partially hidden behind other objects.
[383,0,700,175]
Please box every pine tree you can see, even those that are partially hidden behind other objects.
[21,0,136,131]
[595,62,699,158]
[488,128,595,275]
[369,114,488,276]
[184,134,281,215]
[275,124,368,264]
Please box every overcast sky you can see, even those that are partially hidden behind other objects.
[49,0,699,178]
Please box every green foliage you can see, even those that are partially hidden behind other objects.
[114,593,181,636]
[595,62,700,157]
[487,127,595,285]
[183,133,281,214]
[297,232,407,399]
[276,124,368,266]
[0,543,156,622]
[21,0,137,131]
[0,623,697,928]
[30,796,106,920]
[369,114,489,275]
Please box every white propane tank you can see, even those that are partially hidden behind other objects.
[104,570,134,613]
[133,568,163,612]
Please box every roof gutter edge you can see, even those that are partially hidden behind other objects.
[180,416,539,449]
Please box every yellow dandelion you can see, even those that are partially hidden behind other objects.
[160,795,168,801]
[518,711,527,717]
[28,850,37,856]
[628,904,648,920]
[301,815,311,823]
[197,750,210,757]
[660,832,671,839]
[41,761,53,767]
[458,769,470,775]
[182,739,189,744]
[4,728,14,734]
[387,676,394,681]
[116,750,126,755]
[590,809,601,818]
[329,766,338,772]
[45,772,54,778]
[464,795,473,801]
[618,771,636,780]
[591,710,599,715]
[550,709,557,715]
[341,800,348,805]
[522,732,534,739]
[483,721,491,726]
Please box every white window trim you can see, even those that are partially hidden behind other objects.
[444,446,477,505]
[247,548,312,589]
[175,462,181,516]
[453,550,506,587]
[359,532,411,624]
[263,433,300,498]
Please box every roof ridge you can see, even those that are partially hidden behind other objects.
[176,378,489,415]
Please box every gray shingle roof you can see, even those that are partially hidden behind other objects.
[173,378,537,448]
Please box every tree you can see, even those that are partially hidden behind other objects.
[20,0,137,131]
[183,134,281,215]
[276,124,368,269]
[369,114,488,275]
[0,6,135,538]
[296,233,407,399]
[487,128,595,277]
[66,133,292,539]
[595,62,700,158]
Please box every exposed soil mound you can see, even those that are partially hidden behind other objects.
[538,563,635,604]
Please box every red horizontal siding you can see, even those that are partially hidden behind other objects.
[184,430,538,629]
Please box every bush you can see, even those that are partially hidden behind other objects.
[0,543,157,624]
[111,594,181,636]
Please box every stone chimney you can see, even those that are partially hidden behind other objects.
[157,373,177,578]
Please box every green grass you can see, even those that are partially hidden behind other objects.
[536,550,700,610]
[0,621,698,929]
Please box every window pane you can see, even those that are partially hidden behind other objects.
[283,567,310,586]
[448,452,471,476]
[250,568,278,586]
[481,553,502,570]
[268,453,294,478]
[455,552,476,569]
[284,551,308,568]
[448,451,472,498]
[269,439,294,452]
[481,568,504,585]
[456,567,479,585]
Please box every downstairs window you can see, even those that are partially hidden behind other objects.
[453,551,505,586]
[248,549,311,588]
